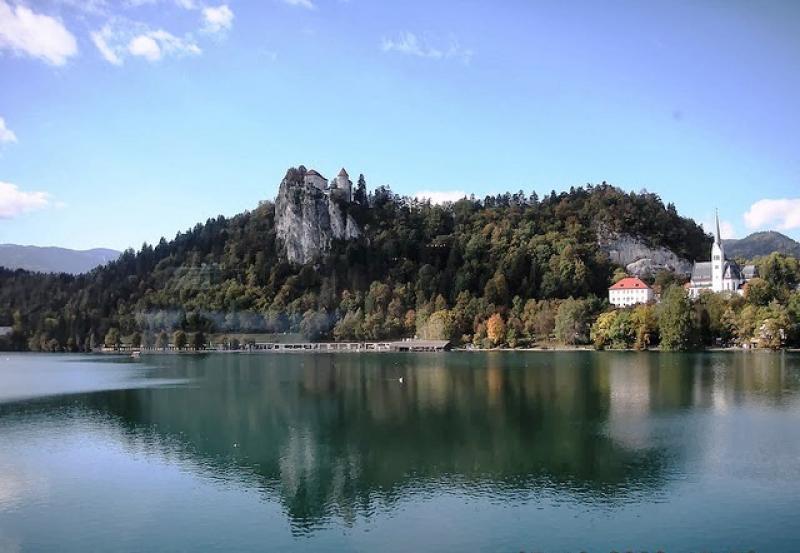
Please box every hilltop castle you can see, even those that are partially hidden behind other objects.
[275,165,361,264]
[302,167,352,203]
[687,211,756,298]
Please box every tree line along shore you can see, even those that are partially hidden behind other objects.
[67,250,800,354]
[1,177,798,353]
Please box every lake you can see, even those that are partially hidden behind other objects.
[1,352,799,552]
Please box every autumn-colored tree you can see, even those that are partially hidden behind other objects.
[744,277,773,306]
[757,303,790,349]
[591,311,618,350]
[419,310,453,341]
[486,313,506,347]
[173,330,187,350]
[631,303,658,350]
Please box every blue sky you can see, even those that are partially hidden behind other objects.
[1,0,799,250]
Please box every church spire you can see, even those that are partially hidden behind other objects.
[714,208,721,246]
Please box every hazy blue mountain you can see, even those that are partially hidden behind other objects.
[0,244,121,274]
[723,231,800,260]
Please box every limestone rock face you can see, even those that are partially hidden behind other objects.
[275,172,361,265]
[598,232,692,277]
[327,199,361,241]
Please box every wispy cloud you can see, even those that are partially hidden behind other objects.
[0,181,50,219]
[381,32,473,64]
[56,0,110,17]
[90,21,201,64]
[124,0,196,8]
[280,0,315,9]
[90,25,122,65]
[202,4,233,33]
[744,198,800,231]
[0,116,17,144]
[128,29,201,61]
[414,190,466,204]
[88,1,230,64]
[0,0,78,65]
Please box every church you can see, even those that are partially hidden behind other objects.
[687,211,757,298]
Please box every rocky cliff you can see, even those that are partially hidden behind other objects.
[274,169,361,265]
[598,231,693,277]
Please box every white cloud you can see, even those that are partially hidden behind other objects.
[744,198,800,231]
[0,116,17,144]
[127,29,200,61]
[90,25,122,65]
[414,190,466,204]
[281,0,315,9]
[0,181,50,218]
[0,0,78,65]
[381,32,473,64]
[128,33,160,60]
[719,220,736,239]
[91,23,201,64]
[202,4,233,33]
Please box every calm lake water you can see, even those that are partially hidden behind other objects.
[1,352,800,552]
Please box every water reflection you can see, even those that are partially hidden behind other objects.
[12,351,787,532]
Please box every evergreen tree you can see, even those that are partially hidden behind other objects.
[354,174,368,207]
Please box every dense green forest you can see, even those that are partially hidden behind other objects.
[1,171,798,351]
[723,231,800,260]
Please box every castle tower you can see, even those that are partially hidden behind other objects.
[711,209,725,292]
[335,168,352,202]
[304,169,327,191]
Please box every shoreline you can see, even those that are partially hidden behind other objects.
[64,345,800,355]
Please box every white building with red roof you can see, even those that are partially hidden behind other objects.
[608,277,654,307]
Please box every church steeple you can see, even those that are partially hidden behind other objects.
[711,208,726,291]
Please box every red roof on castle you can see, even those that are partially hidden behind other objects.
[338,168,349,177]
[306,169,324,177]
[609,277,651,290]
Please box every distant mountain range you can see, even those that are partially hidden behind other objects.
[0,244,121,274]
[723,231,800,260]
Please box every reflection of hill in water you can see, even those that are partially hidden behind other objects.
[76,352,798,530]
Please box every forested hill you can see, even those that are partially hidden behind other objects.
[0,172,711,352]
[724,231,800,260]
[0,244,120,274]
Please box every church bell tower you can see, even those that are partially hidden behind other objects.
[711,209,725,292]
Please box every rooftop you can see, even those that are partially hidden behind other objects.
[609,277,651,290]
